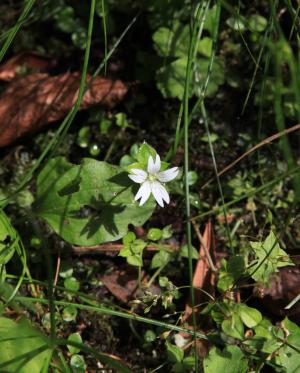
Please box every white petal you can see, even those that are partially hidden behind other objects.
[147,156,156,174]
[128,174,146,183]
[134,181,151,206]
[147,154,161,174]
[153,154,161,173]
[157,167,179,182]
[131,169,148,178]
[158,183,170,204]
[150,181,165,207]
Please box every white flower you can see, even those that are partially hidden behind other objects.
[128,154,179,207]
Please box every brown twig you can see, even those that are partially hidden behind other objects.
[201,123,300,189]
[69,243,179,255]
[53,247,61,288]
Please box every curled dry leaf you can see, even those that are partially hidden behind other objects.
[0,52,56,81]
[179,221,216,357]
[182,220,216,325]
[0,72,128,148]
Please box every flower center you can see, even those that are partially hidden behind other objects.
[148,173,157,182]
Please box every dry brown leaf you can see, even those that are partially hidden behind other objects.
[0,72,128,147]
[0,52,55,81]
[101,266,142,303]
[178,222,216,355]
[181,221,214,325]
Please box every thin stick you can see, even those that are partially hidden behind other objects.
[68,243,178,255]
[53,249,61,288]
[191,221,217,272]
[202,123,300,189]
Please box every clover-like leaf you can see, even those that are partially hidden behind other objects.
[204,345,248,373]
[249,231,294,284]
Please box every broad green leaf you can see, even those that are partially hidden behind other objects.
[136,143,157,168]
[16,190,34,208]
[151,249,172,269]
[187,171,198,186]
[158,276,169,287]
[254,318,273,339]
[0,211,17,265]
[217,273,235,292]
[67,333,82,355]
[283,317,300,336]
[162,225,173,239]
[63,305,78,322]
[123,232,136,245]
[144,330,156,343]
[221,314,244,339]
[203,5,218,35]
[89,143,101,157]
[120,155,135,167]
[254,319,282,354]
[35,157,155,245]
[182,356,195,370]
[249,231,294,284]
[77,126,90,148]
[210,302,231,323]
[275,318,300,372]
[129,143,139,159]
[152,23,189,58]
[147,228,163,241]
[227,255,245,274]
[194,58,225,97]
[153,21,214,58]
[70,354,86,373]
[59,261,73,279]
[156,55,224,99]
[64,277,80,292]
[130,239,146,254]
[201,133,219,142]
[179,244,199,260]
[54,6,78,33]
[99,117,112,134]
[153,20,224,99]
[115,112,128,127]
[237,304,262,328]
[204,346,248,373]
[198,37,213,57]
[127,253,143,267]
[0,316,52,373]
[156,57,187,99]
[248,15,268,33]
[217,256,245,291]
[166,342,184,363]
[226,16,246,31]
[119,237,146,267]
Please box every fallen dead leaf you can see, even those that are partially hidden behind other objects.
[179,221,216,356]
[0,72,128,147]
[101,266,143,303]
[182,220,216,325]
[0,52,55,81]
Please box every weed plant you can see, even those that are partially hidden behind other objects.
[0,1,300,372]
